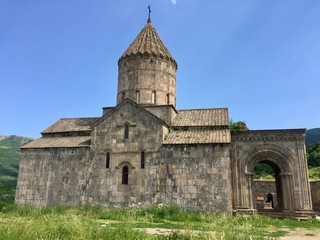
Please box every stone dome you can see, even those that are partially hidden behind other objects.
[117,20,177,107]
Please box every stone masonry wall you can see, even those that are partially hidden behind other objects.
[88,102,166,208]
[252,180,277,209]
[160,144,232,213]
[87,102,232,212]
[143,105,177,125]
[16,148,91,207]
[310,181,320,211]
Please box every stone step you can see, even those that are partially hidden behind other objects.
[295,216,311,221]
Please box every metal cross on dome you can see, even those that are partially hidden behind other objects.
[148,5,151,22]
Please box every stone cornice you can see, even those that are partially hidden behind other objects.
[232,129,306,142]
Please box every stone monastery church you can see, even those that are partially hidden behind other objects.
[16,16,314,217]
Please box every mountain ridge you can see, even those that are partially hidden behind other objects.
[306,128,320,145]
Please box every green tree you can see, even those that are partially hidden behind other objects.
[229,120,249,132]
[306,143,320,167]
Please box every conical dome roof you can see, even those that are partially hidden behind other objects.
[119,20,177,67]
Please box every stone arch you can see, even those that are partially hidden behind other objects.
[115,161,135,170]
[234,143,296,214]
[244,144,294,175]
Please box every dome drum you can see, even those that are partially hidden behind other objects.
[117,54,176,106]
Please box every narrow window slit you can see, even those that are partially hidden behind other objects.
[141,151,145,169]
[124,125,129,139]
[122,166,129,184]
[106,152,110,168]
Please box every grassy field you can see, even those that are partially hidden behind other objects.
[0,204,319,240]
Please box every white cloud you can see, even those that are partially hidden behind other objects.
[170,0,177,5]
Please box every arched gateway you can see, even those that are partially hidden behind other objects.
[231,130,313,217]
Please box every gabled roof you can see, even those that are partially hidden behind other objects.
[94,98,168,127]
[164,129,231,145]
[21,136,91,149]
[119,20,177,67]
[41,118,99,134]
[172,108,229,127]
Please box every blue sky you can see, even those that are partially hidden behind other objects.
[1,0,319,138]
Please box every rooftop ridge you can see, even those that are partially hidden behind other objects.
[233,128,307,132]
[58,117,99,120]
[94,98,168,128]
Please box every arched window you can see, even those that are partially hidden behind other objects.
[136,91,140,103]
[151,91,156,104]
[106,152,110,168]
[122,166,129,184]
[124,124,129,139]
[122,92,125,101]
[166,93,170,105]
[141,151,145,169]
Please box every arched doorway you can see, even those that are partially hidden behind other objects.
[247,150,294,214]
[232,130,314,218]
[232,144,296,215]
[253,160,284,213]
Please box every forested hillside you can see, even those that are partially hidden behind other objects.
[307,143,320,180]
[306,128,320,145]
[0,136,33,208]
[0,135,33,186]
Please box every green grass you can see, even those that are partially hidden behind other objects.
[0,183,15,210]
[0,204,319,240]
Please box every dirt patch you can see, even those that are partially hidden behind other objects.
[141,227,320,239]
[143,228,175,235]
[140,228,204,236]
[279,228,320,240]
